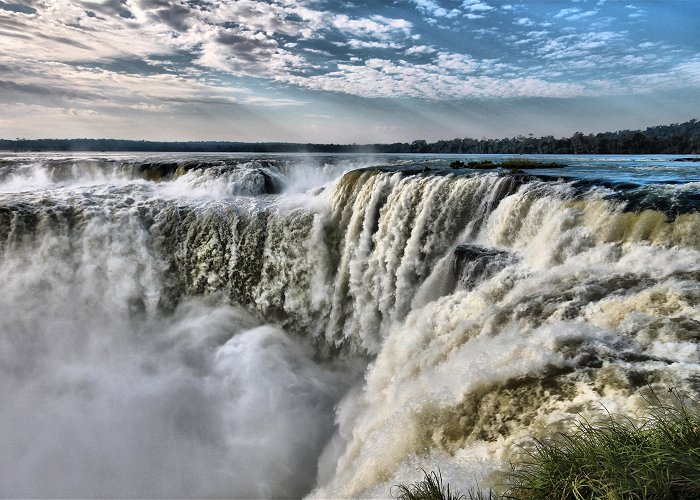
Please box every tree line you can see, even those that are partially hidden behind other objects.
[2,119,699,154]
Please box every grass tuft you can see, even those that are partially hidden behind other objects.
[392,468,466,500]
[508,388,700,499]
[394,388,700,500]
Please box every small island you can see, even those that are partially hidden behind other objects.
[449,158,567,169]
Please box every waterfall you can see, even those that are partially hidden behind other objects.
[1,153,698,497]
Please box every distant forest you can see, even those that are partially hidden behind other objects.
[2,119,699,154]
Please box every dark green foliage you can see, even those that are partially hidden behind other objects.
[395,389,700,500]
[2,119,699,154]
[407,119,700,155]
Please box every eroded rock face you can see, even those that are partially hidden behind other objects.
[453,244,516,291]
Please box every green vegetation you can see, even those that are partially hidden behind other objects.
[394,390,700,499]
[393,469,467,500]
[449,159,565,170]
[2,119,699,154]
[403,119,700,155]
[393,469,502,500]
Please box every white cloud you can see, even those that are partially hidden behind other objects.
[554,8,580,18]
[0,56,245,110]
[565,10,598,21]
[534,31,623,61]
[408,0,489,19]
[406,45,437,55]
[241,96,306,106]
[0,0,416,79]
[66,108,97,116]
[284,52,586,99]
[331,14,412,40]
[552,7,600,22]
[462,0,494,13]
[409,0,445,16]
[193,27,311,78]
[346,39,402,50]
[624,4,646,17]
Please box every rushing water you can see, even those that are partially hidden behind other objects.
[0,152,699,498]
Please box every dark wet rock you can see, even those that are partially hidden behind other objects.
[259,168,285,194]
[454,244,510,261]
[449,160,495,169]
[605,186,700,218]
[500,158,566,169]
[564,177,700,218]
[452,244,516,290]
[450,159,566,170]
[128,162,181,181]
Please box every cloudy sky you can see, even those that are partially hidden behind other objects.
[1,0,699,142]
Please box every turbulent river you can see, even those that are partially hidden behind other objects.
[1,152,699,498]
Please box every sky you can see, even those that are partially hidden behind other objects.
[0,0,699,143]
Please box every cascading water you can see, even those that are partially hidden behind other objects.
[0,152,699,498]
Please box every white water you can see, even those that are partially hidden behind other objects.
[0,153,699,498]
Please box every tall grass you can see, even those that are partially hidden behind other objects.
[393,389,700,500]
[392,469,466,500]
